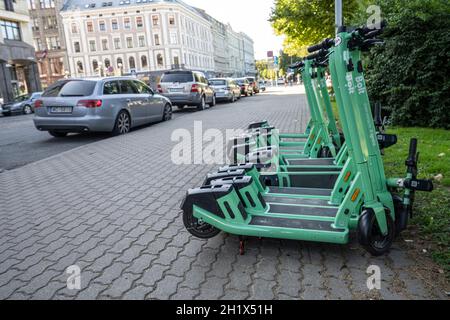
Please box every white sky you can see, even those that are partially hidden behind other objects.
[183,0,284,59]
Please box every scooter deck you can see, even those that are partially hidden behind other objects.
[264,195,334,207]
[286,158,335,166]
[268,186,332,196]
[267,203,338,217]
[250,216,342,232]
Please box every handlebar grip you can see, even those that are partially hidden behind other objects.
[307,43,323,53]
[289,61,304,69]
[306,51,322,60]
[408,138,418,160]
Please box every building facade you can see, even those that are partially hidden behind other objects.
[61,0,215,79]
[28,0,68,89]
[241,32,256,76]
[0,0,41,103]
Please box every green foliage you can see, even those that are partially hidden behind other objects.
[270,0,365,55]
[365,7,450,128]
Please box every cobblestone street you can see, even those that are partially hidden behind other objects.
[0,87,447,300]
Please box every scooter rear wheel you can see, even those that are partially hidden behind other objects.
[358,209,395,256]
[183,208,221,239]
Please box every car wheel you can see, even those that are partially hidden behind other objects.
[163,104,172,121]
[23,105,33,115]
[197,96,206,111]
[49,131,68,138]
[112,111,131,136]
[231,94,236,103]
[211,95,216,107]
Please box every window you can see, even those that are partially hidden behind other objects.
[77,61,84,73]
[0,20,21,41]
[116,57,123,68]
[104,59,111,68]
[28,0,37,10]
[89,40,96,52]
[46,36,60,50]
[119,80,138,94]
[157,54,163,67]
[43,80,98,98]
[39,0,55,9]
[126,37,133,48]
[99,21,106,31]
[129,56,136,69]
[92,60,98,72]
[170,32,177,45]
[154,34,160,46]
[152,15,159,26]
[133,81,151,94]
[141,55,148,68]
[111,19,118,30]
[74,41,80,53]
[138,35,145,47]
[43,16,57,30]
[114,38,121,49]
[124,18,131,29]
[136,17,143,28]
[4,0,14,11]
[31,18,39,32]
[86,21,94,32]
[168,15,175,26]
[173,56,179,66]
[103,81,120,95]
[102,39,108,51]
[71,23,78,34]
[34,38,43,51]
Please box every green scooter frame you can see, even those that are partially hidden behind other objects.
[182,23,433,256]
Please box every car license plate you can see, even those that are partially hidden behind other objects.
[169,88,184,93]
[50,106,73,113]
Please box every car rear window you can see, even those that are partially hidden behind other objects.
[42,80,97,97]
[210,80,226,86]
[161,72,193,83]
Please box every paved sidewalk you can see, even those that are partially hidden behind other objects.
[0,87,447,300]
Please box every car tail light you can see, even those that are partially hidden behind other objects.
[157,84,163,93]
[34,100,43,108]
[191,84,200,93]
[77,100,102,108]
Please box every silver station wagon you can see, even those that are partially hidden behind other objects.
[34,77,172,137]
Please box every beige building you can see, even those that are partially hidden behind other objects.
[0,0,41,102]
[28,0,68,88]
[61,0,215,79]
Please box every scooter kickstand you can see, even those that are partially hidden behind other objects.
[239,236,245,256]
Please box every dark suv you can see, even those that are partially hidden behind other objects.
[158,70,216,110]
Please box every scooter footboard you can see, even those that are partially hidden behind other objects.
[182,184,249,224]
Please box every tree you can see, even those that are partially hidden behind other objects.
[270,0,365,55]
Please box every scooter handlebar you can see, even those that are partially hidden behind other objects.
[306,49,327,61]
[289,61,304,69]
[360,20,387,36]
[307,38,334,53]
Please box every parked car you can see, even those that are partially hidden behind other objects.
[258,80,266,92]
[208,78,241,103]
[246,77,259,94]
[277,78,286,86]
[1,92,42,116]
[235,78,253,97]
[33,77,172,138]
[157,70,215,110]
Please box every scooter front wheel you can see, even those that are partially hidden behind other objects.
[183,208,221,239]
[358,209,395,256]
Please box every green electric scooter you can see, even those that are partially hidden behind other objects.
[182,22,433,256]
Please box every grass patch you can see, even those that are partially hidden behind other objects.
[330,99,449,273]
[384,127,450,273]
